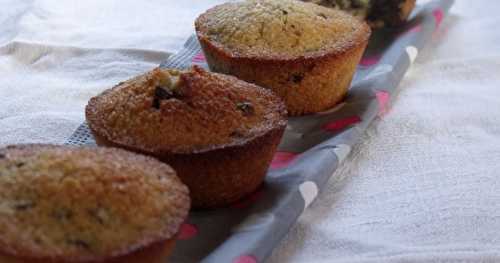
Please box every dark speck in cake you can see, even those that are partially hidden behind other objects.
[318,13,327,19]
[13,200,36,211]
[66,238,91,251]
[236,102,255,116]
[291,73,304,83]
[88,208,107,225]
[152,86,175,109]
[230,129,245,138]
[34,237,43,245]
[53,208,73,221]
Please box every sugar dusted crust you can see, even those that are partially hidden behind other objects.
[86,66,287,154]
[0,145,190,262]
[195,0,370,59]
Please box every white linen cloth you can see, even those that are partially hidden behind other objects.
[1,0,500,262]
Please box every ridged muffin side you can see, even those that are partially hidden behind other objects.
[86,66,287,209]
[0,144,190,262]
[196,0,371,115]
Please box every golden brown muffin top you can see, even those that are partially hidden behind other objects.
[0,144,190,262]
[195,0,370,59]
[86,66,287,154]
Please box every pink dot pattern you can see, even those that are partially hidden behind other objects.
[322,116,361,132]
[270,152,298,169]
[433,8,444,29]
[178,223,198,240]
[192,52,206,63]
[233,255,258,263]
[375,90,390,117]
[359,55,381,67]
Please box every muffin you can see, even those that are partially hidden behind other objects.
[0,144,190,263]
[367,0,416,28]
[303,0,416,28]
[85,66,287,209]
[304,0,372,20]
[195,0,371,115]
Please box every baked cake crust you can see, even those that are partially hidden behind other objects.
[86,66,286,154]
[0,144,189,262]
[86,66,287,208]
[0,239,176,263]
[195,0,371,115]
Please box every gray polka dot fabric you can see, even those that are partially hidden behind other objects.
[66,0,454,262]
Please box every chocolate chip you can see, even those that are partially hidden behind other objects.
[34,237,42,245]
[155,86,174,100]
[88,208,107,225]
[152,99,160,109]
[15,162,25,168]
[13,200,35,211]
[318,13,327,19]
[67,239,91,250]
[53,208,73,221]
[230,129,245,138]
[291,74,304,84]
[236,102,254,116]
[152,86,175,109]
[282,9,288,15]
